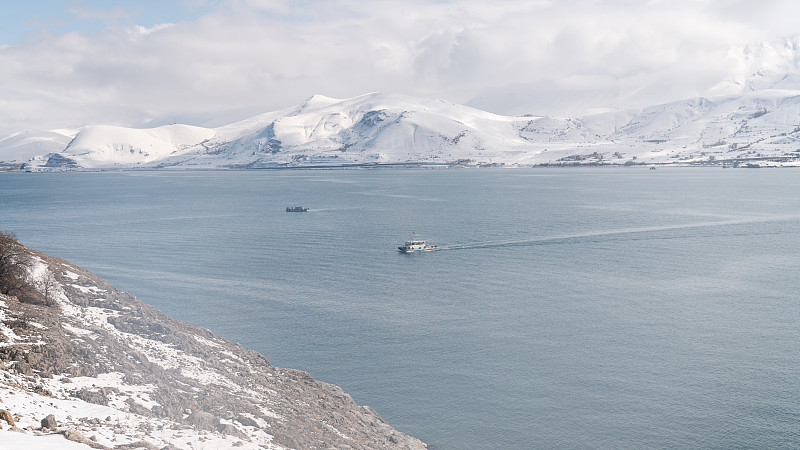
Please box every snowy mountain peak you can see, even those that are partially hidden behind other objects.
[709,39,800,95]
[60,124,215,168]
[5,88,800,170]
[301,94,341,108]
[0,129,75,165]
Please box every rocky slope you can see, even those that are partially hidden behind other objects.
[0,239,426,449]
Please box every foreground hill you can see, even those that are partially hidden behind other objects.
[0,236,426,449]
[4,89,800,170]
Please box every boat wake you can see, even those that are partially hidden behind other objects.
[438,214,800,251]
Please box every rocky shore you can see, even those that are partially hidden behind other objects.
[0,237,426,449]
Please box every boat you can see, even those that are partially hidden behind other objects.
[286,206,309,212]
[398,234,438,253]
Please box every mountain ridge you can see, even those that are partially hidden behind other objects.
[3,88,800,171]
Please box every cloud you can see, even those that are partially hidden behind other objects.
[0,0,799,138]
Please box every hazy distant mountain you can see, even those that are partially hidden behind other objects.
[0,130,75,168]
[5,88,800,170]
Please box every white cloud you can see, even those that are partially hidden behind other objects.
[0,0,799,138]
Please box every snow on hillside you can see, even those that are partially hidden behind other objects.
[598,90,800,165]
[60,124,216,168]
[8,88,800,171]
[0,130,76,166]
[168,93,538,169]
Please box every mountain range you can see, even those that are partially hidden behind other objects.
[3,84,800,171]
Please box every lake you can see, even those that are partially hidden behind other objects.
[2,167,799,448]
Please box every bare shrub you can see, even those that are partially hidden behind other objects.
[0,231,32,296]
[35,270,60,306]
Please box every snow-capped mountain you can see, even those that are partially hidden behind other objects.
[61,124,215,167]
[5,88,800,170]
[0,130,76,166]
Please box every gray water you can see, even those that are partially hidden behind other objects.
[2,168,799,448]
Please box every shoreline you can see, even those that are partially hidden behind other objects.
[0,239,427,449]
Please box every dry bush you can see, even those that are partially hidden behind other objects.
[0,231,44,304]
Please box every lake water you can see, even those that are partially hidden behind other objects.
[2,168,799,448]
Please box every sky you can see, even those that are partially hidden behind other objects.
[1,0,800,137]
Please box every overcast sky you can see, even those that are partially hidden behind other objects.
[1,0,799,137]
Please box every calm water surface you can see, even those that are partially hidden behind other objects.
[2,168,799,448]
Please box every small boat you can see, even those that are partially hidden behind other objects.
[398,234,438,253]
[286,206,309,212]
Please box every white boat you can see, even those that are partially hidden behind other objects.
[398,234,438,253]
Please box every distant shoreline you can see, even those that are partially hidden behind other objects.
[3,159,798,172]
